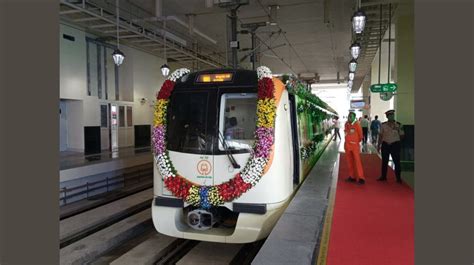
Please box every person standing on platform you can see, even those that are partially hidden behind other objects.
[333,116,341,141]
[344,111,365,185]
[360,115,370,144]
[370,115,381,145]
[377,110,405,183]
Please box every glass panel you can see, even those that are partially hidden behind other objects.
[127,106,133,127]
[97,44,102,99]
[218,93,257,151]
[88,42,98,97]
[100,105,108,128]
[106,47,116,100]
[166,92,210,154]
[119,106,125,127]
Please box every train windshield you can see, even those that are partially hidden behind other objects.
[218,93,257,152]
[166,91,211,154]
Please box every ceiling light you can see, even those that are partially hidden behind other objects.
[112,49,125,66]
[350,42,361,59]
[113,0,125,66]
[161,64,170,76]
[349,59,357,72]
[349,72,355,81]
[268,5,279,26]
[352,9,367,34]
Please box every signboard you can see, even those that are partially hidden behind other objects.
[350,100,365,109]
[196,73,233,83]
[229,41,239,48]
[370,83,398,93]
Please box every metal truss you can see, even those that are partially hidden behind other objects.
[59,0,226,70]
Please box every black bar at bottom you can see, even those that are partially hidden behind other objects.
[155,196,184,208]
[233,203,267,214]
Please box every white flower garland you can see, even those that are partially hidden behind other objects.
[257,66,272,79]
[168,68,190,82]
[156,154,175,179]
[240,156,268,186]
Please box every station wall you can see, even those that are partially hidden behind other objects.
[369,26,395,122]
[60,23,166,152]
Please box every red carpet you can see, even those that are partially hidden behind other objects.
[326,153,414,265]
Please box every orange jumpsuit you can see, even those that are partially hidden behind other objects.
[344,121,365,180]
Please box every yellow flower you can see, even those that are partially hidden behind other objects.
[186,186,201,206]
[257,98,277,128]
[153,99,168,126]
[208,186,224,205]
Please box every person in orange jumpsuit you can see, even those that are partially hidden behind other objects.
[344,111,365,185]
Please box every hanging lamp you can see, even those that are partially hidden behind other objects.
[349,72,355,81]
[349,59,357,72]
[352,10,366,34]
[352,0,366,34]
[112,0,125,66]
[350,42,361,59]
[160,19,170,76]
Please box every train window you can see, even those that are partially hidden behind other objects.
[166,91,211,154]
[218,93,257,152]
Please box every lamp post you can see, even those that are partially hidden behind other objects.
[349,72,355,81]
[112,0,125,66]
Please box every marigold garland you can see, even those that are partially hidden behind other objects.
[153,66,277,209]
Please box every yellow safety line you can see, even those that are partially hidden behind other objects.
[316,155,339,265]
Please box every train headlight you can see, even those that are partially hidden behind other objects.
[188,212,200,226]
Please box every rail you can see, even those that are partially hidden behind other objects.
[59,164,153,205]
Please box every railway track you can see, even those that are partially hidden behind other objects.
[60,186,265,265]
[93,235,265,265]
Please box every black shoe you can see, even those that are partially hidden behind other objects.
[377,176,387,181]
[358,179,365,185]
[345,177,356,182]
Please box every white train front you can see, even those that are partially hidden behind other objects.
[151,68,335,243]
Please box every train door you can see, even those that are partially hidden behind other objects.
[288,94,300,185]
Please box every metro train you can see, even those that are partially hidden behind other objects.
[151,66,337,243]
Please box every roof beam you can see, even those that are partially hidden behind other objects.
[73,17,102,22]
[89,23,115,29]
[60,10,82,15]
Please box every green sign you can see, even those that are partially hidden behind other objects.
[370,83,398,93]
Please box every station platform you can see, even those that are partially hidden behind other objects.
[60,146,151,171]
[60,146,153,206]
[253,139,414,265]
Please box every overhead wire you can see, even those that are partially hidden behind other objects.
[255,0,310,73]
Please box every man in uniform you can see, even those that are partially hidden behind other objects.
[344,111,365,185]
[377,109,405,183]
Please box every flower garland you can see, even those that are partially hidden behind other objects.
[153,66,277,209]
